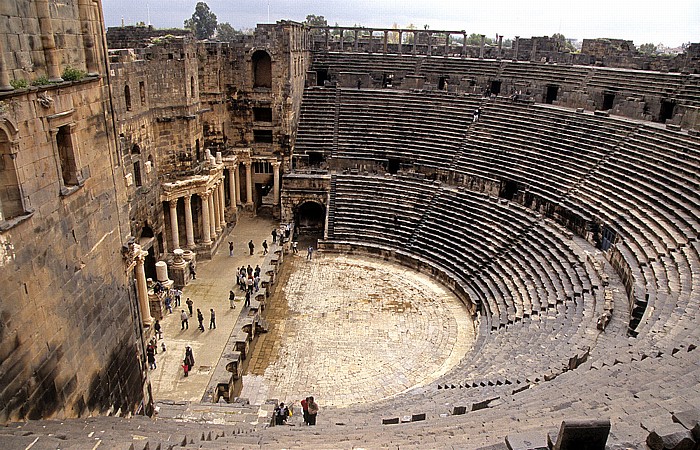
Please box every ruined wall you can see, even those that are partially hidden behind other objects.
[0,1,148,422]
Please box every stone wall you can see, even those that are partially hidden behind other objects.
[106,26,191,50]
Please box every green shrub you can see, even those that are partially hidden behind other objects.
[62,66,87,82]
[31,76,51,86]
[10,79,28,89]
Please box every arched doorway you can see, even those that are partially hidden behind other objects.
[252,50,272,88]
[294,201,326,237]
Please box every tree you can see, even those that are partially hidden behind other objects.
[304,14,328,37]
[216,22,241,41]
[184,2,217,40]
[465,33,494,46]
[638,43,658,55]
[551,33,575,52]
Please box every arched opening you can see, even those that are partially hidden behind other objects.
[124,85,132,111]
[252,50,272,88]
[295,201,326,242]
[131,143,141,155]
[0,129,24,221]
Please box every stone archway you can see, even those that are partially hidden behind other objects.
[252,50,272,88]
[294,201,325,236]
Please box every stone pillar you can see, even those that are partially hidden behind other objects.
[200,192,212,245]
[272,160,281,206]
[0,39,13,91]
[513,36,520,61]
[218,182,226,227]
[354,30,359,52]
[427,32,432,56]
[212,186,222,234]
[134,245,152,324]
[77,0,98,75]
[383,30,388,54]
[479,34,485,59]
[462,32,468,57]
[36,0,63,82]
[244,161,253,205]
[367,30,373,53]
[398,31,403,54]
[339,30,344,50]
[324,28,329,50]
[444,34,450,56]
[184,194,195,249]
[412,31,417,55]
[208,191,217,239]
[497,35,503,59]
[233,164,241,205]
[169,198,180,251]
[228,167,236,207]
[155,261,169,283]
[530,37,538,61]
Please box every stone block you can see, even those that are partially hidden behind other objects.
[647,423,696,450]
[382,417,399,425]
[452,405,468,415]
[672,409,700,439]
[505,432,548,450]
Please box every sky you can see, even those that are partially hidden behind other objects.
[101,0,700,47]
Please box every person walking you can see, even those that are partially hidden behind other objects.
[228,241,234,256]
[186,298,193,316]
[248,240,255,255]
[147,342,156,370]
[183,346,195,376]
[197,309,205,332]
[307,246,313,260]
[154,319,162,339]
[244,290,251,308]
[301,397,309,425]
[307,397,319,425]
[180,310,189,330]
[262,239,268,255]
[229,290,236,309]
[209,309,216,329]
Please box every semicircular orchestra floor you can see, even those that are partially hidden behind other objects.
[239,253,476,408]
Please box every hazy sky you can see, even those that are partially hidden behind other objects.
[101,0,699,47]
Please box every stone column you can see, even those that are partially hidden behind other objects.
[0,39,13,91]
[398,31,403,54]
[169,198,180,251]
[479,34,485,59]
[228,167,236,207]
[412,31,417,55]
[244,161,253,205]
[444,34,450,55]
[324,28,329,50]
[513,36,520,61]
[208,191,217,239]
[497,35,503,59]
[427,32,432,56]
[184,194,195,249]
[218,182,226,227]
[530,37,538,61]
[77,0,98,75]
[233,164,241,205]
[36,0,63,82]
[272,160,281,206]
[200,192,212,245]
[212,185,222,234]
[462,32,468,57]
[383,30,388,54]
[134,245,152,324]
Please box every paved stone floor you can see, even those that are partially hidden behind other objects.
[239,253,476,408]
[150,213,276,402]
[151,215,476,411]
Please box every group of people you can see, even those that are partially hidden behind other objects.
[274,396,319,426]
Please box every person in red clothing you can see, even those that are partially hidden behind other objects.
[300,397,309,425]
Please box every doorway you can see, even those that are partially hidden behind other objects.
[659,100,676,123]
[545,85,559,104]
[499,179,519,201]
[490,80,502,95]
[603,93,615,110]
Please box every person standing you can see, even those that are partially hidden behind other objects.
[197,309,204,332]
[292,241,298,254]
[209,309,216,329]
[307,397,319,425]
[228,241,234,256]
[300,397,309,425]
[248,240,255,255]
[154,319,162,339]
[184,346,195,375]
[244,290,251,308]
[147,342,156,370]
[307,246,313,260]
[229,290,236,309]
[262,239,268,255]
[189,260,196,279]
[271,228,277,243]
[186,298,193,316]
[180,310,189,330]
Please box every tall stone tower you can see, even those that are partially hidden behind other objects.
[0,0,149,421]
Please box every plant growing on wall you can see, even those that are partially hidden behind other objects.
[10,79,28,89]
[62,66,87,81]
